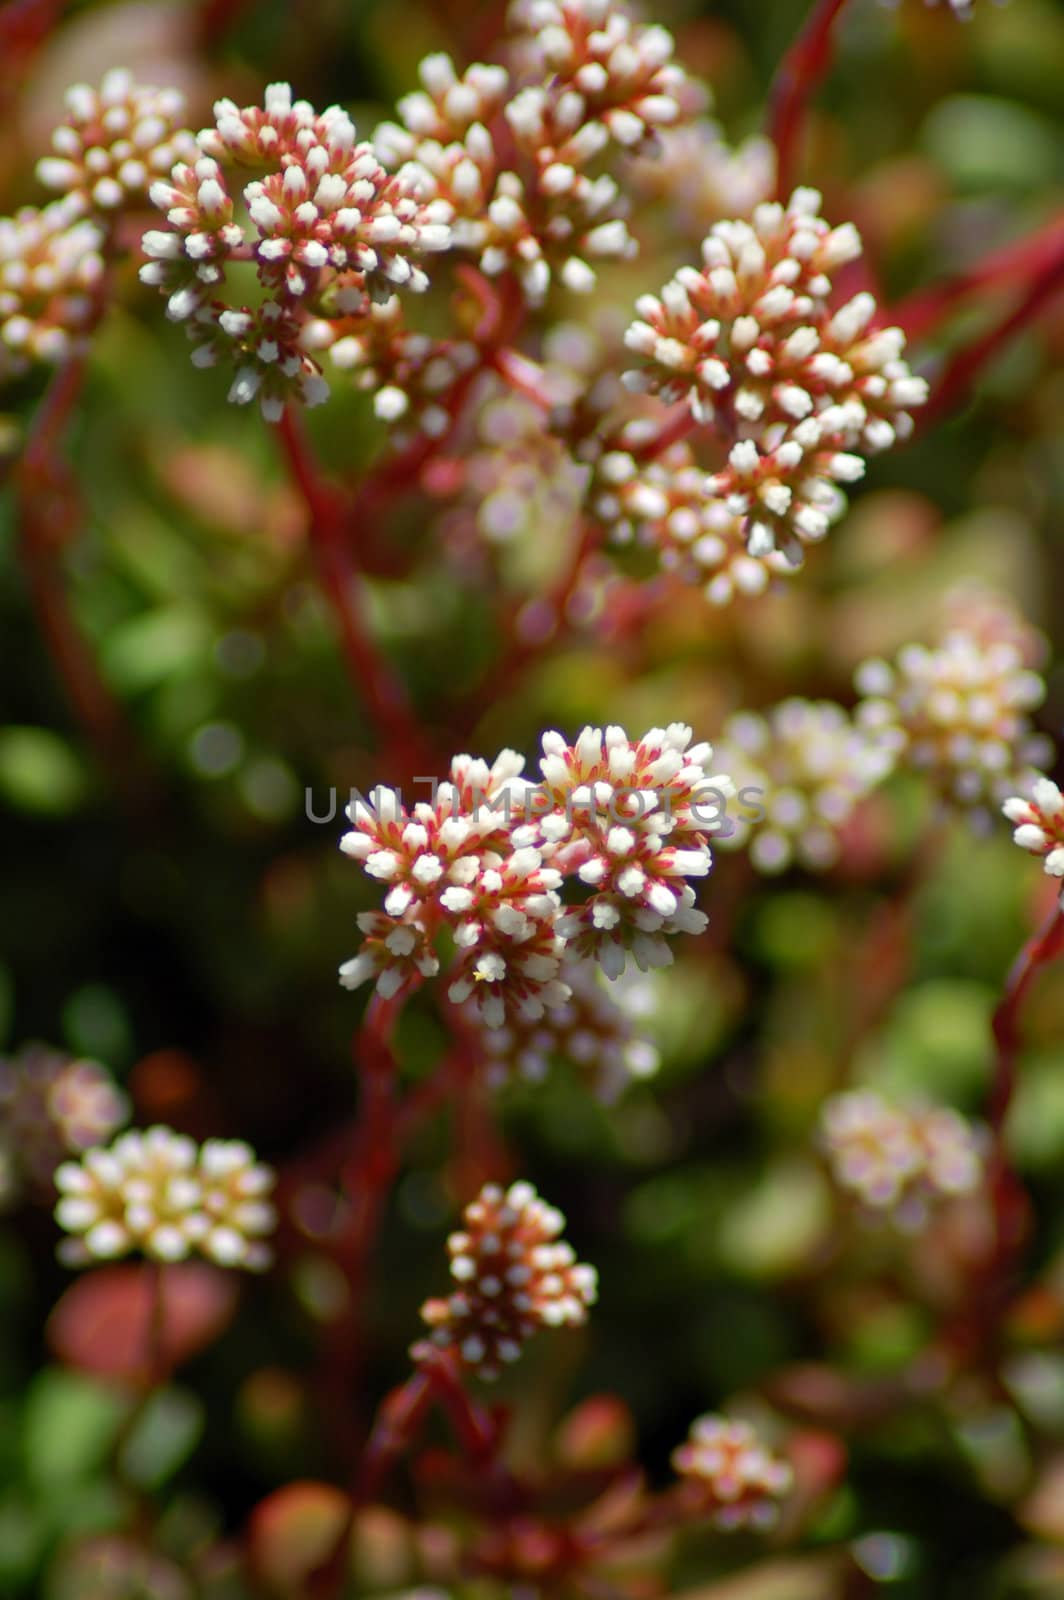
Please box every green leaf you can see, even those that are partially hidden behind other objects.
[101,608,212,694]
[61,985,133,1069]
[117,1388,204,1490]
[0,728,90,816]
[23,1370,126,1488]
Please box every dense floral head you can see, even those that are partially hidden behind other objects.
[139,81,452,419]
[519,722,731,976]
[338,726,725,1021]
[630,119,776,232]
[0,1044,129,1206]
[329,292,479,436]
[414,1179,597,1378]
[855,605,1050,815]
[0,199,105,377]
[593,437,798,606]
[507,0,697,156]
[819,1089,986,1231]
[713,699,892,873]
[55,1126,276,1269]
[672,1415,793,1530]
[620,188,927,566]
[37,69,197,217]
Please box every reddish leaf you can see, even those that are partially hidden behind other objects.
[47,1263,238,1379]
[249,1482,350,1591]
[555,1394,636,1471]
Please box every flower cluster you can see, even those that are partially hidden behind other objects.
[522,723,732,976]
[593,437,798,606]
[374,0,699,308]
[713,699,892,872]
[0,199,105,378]
[0,1044,129,1206]
[413,1180,596,1379]
[140,82,452,418]
[672,1415,793,1531]
[508,0,694,154]
[478,959,660,1101]
[1003,775,1064,882]
[0,71,199,381]
[37,69,197,217]
[620,189,927,565]
[54,1126,276,1269]
[819,1090,986,1230]
[855,604,1050,814]
[339,725,729,1026]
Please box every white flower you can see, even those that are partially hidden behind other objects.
[0,200,104,380]
[55,1126,276,1269]
[1003,774,1064,879]
[37,70,197,217]
[621,190,927,562]
[855,603,1050,815]
[478,959,661,1100]
[413,1179,597,1378]
[819,1090,986,1231]
[713,699,892,873]
[673,1416,793,1531]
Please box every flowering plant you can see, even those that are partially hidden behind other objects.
[2,0,1064,1596]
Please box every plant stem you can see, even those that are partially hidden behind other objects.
[979,897,1064,1342]
[634,403,697,463]
[767,0,854,199]
[491,346,555,411]
[317,989,411,1457]
[915,248,1064,432]
[456,514,603,743]
[310,1351,502,1599]
[276,408,429,776]
[15,355,151,805]
[894,216,1064,342]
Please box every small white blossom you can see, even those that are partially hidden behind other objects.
[819,1089,986,1230]
[621,190,927,562]
[0,1045,129,1206]
[55,1126,276,1270]
[1003,774,1064,880]
[507,0,697,157]
[593,439,800,604]
[479,959,661,1100]
[0,199,104,379]
[714,699,892,873]
[37,69,197,217]
[413,1179,596,1378]
[855,601,1050,815]
[673,1416,793,1531]
[141,83,453,411]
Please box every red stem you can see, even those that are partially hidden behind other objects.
[456,514,603,743]
[317,989,412,1453]
[767,0,854,199]
[894,216,1064,343]
[634,403,698,463]
[309,1351,502,1598]
[916,248,1064,432]
[491,347,554,411]
[980,897,1064,1340]
[15,355,153,805]
[276,408,429,776]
